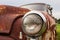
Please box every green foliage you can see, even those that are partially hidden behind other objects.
[56,23,60,40]
[57,19,60,24]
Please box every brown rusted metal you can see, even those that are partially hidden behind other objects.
[0,5,30,15]
[0,3,56,40]
[21,3,56,40]
[0,5,30,40]
[41,12,56,40]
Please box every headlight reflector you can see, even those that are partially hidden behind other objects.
[23,14,43,35]
[22,10,46,37]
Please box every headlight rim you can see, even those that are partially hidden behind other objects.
[22,10,47,37]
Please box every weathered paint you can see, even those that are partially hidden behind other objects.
[0,5,30,40]
[0,3,56,40]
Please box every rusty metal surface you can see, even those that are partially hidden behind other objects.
[0,5,30,15]
[20,3,56,40]
[40,12,56,40]
[0,36,14,40]
[10,17,27,40]
[0,5,29,40]
[0,4,56,40]
[0,14,20,34]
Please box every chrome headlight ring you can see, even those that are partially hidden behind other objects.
[22,10,47,37]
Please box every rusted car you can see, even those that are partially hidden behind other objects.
[0,3,56,40]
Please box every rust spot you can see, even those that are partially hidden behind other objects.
[49,37,52,40]
[0,6,6,10]
[0,5,30,15]
[0,27,3,31]
[0,6,7,14]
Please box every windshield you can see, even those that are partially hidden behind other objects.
[21,4,47,11]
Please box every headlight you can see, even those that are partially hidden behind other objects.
[22,10,46,37]
[23,14,43,34]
